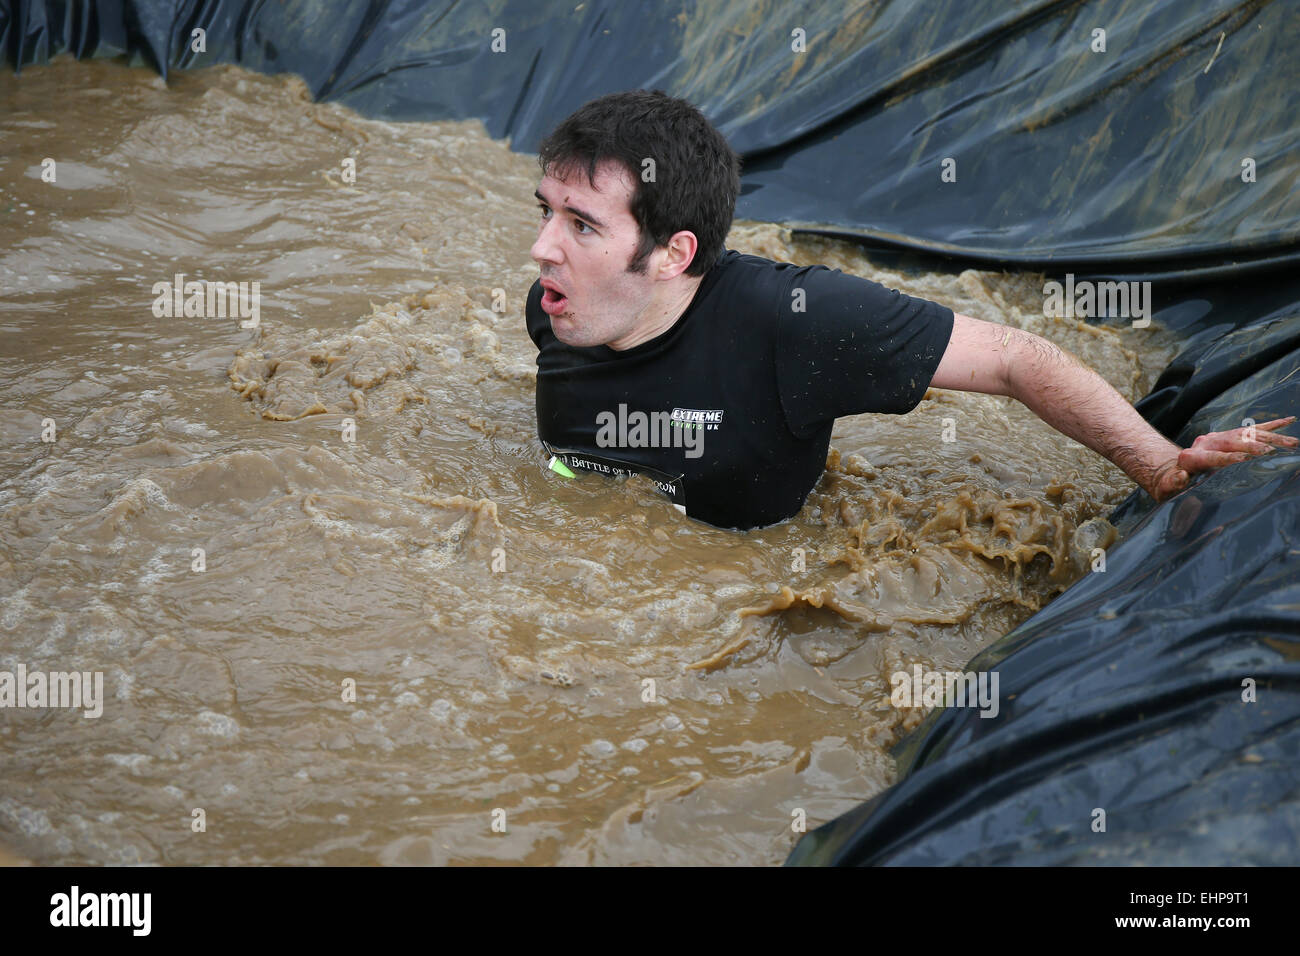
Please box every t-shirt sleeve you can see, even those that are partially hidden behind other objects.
[775,263,954,437]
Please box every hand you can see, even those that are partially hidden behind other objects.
[1150,416,1298,502]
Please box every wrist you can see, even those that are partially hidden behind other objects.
[1144,452,1187,501]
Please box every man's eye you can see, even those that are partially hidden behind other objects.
[536,204,591,235]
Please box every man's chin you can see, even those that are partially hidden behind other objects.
[550,315,594,347]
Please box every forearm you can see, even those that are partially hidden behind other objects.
[1004,330,1181,498]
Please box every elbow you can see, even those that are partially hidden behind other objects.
[1004,329,1072,404]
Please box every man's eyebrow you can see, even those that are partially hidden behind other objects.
[534,189,606,230]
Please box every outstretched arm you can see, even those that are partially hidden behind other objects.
[928,312,1297,501]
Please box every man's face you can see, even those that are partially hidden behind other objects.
[530,160,655,349]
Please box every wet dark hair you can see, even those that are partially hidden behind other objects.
[537,89,741,277]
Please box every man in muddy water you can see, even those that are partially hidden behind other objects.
[525,89,1296,531]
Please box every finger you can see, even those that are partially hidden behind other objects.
[1251,420,1300,446]
[1249,429,1297,450]
[1191,432,1261,454]
[1251,416,1297,432]
[1234,433,1285,454]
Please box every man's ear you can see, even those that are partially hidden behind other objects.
[658,230,698,279]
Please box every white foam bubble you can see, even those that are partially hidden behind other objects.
[195,709,240,738]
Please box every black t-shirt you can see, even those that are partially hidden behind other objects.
[525,249,954,530]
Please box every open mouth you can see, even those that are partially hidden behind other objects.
[540,280,569,315]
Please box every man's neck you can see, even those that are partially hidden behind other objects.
[608,273,706,351]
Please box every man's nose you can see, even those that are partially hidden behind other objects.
[530,216,562,266]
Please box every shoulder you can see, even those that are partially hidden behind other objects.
[697,248,807,321]
[708,248,799,286]
[706,248,857,302]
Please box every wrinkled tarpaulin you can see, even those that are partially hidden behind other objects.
[3,0,1297,278]
[4,0,1298,865]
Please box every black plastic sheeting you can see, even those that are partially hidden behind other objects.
[2,0,1298,279]
[6,0,1300,865]
[776,257,1300,864]
[787,284,1300,865]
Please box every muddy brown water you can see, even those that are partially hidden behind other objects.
[0,57,1180,865]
